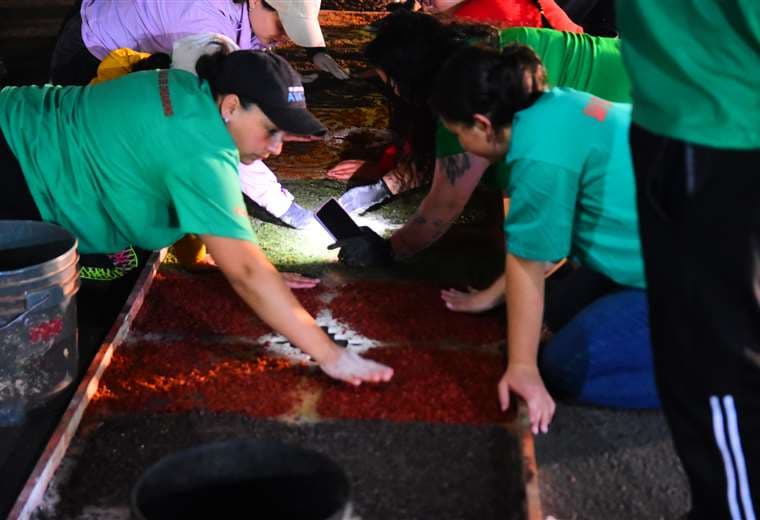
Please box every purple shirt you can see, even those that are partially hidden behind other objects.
[80,0,268,59]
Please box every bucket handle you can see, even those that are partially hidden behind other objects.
[0,292,51,331]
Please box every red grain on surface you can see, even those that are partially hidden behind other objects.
[292,286,330,317]
[90,341,309,418]
[317,346,506,424]
[330,281,504,344]
[132,272,326,337]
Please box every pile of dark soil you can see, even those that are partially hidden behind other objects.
[36,413,525,520]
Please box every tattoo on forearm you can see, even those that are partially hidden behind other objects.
[411,213,449,241]
[441,154,471,185]
[397,210,456,257]
[430,218,446,241]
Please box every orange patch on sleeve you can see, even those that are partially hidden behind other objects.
[583,97,613,122]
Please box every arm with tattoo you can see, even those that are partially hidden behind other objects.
[441,153,471,185]
[390,152,490,258]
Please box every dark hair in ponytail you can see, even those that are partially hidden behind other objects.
[195,50,256,108]
[130,52,172,73]
[364,10,499,187]
[431,44,547,130]
[366,11,485,108]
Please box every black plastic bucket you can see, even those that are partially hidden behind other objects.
[131,440,352,520]
[0,221,80,426]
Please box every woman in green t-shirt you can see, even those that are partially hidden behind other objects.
[0,51,393,388]
[430,44,657,433]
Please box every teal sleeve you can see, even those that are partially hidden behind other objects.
[504,159,580,261]
[166,155,257,244]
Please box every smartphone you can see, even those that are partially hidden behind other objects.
[315,198,363,241]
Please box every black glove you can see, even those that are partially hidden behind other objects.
[327,226,393,267]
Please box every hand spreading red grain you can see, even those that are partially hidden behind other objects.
[283,133,324,142]
[320,350,394,386]
[281,272,320,289]
[326,159,367,180]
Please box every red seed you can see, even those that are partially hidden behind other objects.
[133,272,326,337]
[330,281,504,345]
[90,341,309,419]
[317,346,506,424]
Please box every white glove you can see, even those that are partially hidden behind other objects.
[279,201,316,229]
[320,350,394,386]
[338,179,393,214]
[311,52,350,80]
[299,72,320,84]
[171,32,240,76]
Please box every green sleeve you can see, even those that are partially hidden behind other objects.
[504,159,580,261]
[499,27,543,51]
[499,27,563,88]
[165,154,257,244]
[435,120,465,158]
[499,27,631,103]
[434,121,508,191]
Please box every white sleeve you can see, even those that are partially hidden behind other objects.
[238,160,294,218]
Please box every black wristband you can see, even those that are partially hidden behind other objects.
[378,177,393,197]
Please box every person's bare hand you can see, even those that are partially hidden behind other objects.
[441,286,502,313]
[327,160,367,180]
[283,133,324,143]
[281,272,320,289]
[497,363,556,435]
[319,349,394,386]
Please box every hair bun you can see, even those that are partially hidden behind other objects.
[194,50,227,89]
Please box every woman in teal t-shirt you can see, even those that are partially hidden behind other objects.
[330,12,631,262]
[0,51,393,388]
[431,44,657,434]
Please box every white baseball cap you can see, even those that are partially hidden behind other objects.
[266,0,326,48]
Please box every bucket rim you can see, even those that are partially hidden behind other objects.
[0,220,78,276]
[130,438,351,520]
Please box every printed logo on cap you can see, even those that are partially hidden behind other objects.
[287,86,305,104]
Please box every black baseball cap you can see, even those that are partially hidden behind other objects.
[216,51,326,136]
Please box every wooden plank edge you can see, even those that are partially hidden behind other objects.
[503,399,544,520]
[8,248,166,520]
[520,400,544,520]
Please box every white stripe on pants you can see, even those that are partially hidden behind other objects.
[711,395,757,520]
